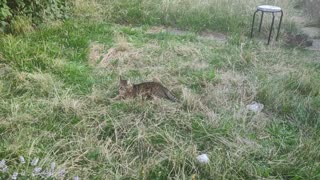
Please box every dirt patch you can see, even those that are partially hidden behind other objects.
[199,31,227,42]
[289,5,320,51]
[146,26,228,43]
[284,33,313,47]
[147,26,190,36]
[166,27,190,36]
[146,26,166,34]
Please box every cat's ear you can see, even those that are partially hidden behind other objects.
[127,80,133,88]
[152,77,161,83]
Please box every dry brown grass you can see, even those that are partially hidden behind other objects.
[203,70,257,108]
[89,34,140,68]
[88,42,105,66]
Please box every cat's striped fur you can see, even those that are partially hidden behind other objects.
[115,78,179,102]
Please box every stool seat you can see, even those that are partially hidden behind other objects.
[257,5,282,12]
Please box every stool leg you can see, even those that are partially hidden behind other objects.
[258,12,264,33]
[276,10,283,41]
[250,10,258,38]
[267,12,275,45]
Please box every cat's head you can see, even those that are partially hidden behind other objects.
[119,77,133,96]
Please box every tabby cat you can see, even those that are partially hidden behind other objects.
[114,77,179,102]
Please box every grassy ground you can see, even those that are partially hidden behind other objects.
[1,0,320,179]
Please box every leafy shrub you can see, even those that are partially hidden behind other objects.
[8,15,33,34]
[0,0,69,33]
[0,0,11,32]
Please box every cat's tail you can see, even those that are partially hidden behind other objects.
[164,89,179,102]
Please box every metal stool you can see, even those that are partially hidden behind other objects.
[250,5,283,45]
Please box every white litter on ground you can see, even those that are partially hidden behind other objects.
[31,157,39,166]
[11,172,18,180]
[196,154,210,164]
[246,102,264,112]
[58,168,66,177]
[0,160,8,173]
[51,162,56,171]
[0,160,5,168]
[32,167,42,177]
[19,156,25,164]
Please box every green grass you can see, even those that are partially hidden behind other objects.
[1,0,320,179]
[103,0,246,32]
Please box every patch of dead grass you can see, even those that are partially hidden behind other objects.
[114,34,132,52]
[199,31,227,42]
[89,35,142,68]
[173,43,202,58]
[146,26,166,34]
[61,97,87,115]
[203,70,257,109]
[88,42,105,66]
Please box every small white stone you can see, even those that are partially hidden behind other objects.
[74,176,80,180]
[0,159,5,168]
[50,162,56,171]
[32,167,42,177]
[31,157,39,166]
[197,154,209,164]
[58,168,66,177]
[0,159,8,173]
[246,102,264,113]
[19,156,25,164]
[11,172,18,180]
[34,167,42,173]
[46,171,53,177]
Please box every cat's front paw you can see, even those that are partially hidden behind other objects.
[112,95,123,101]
